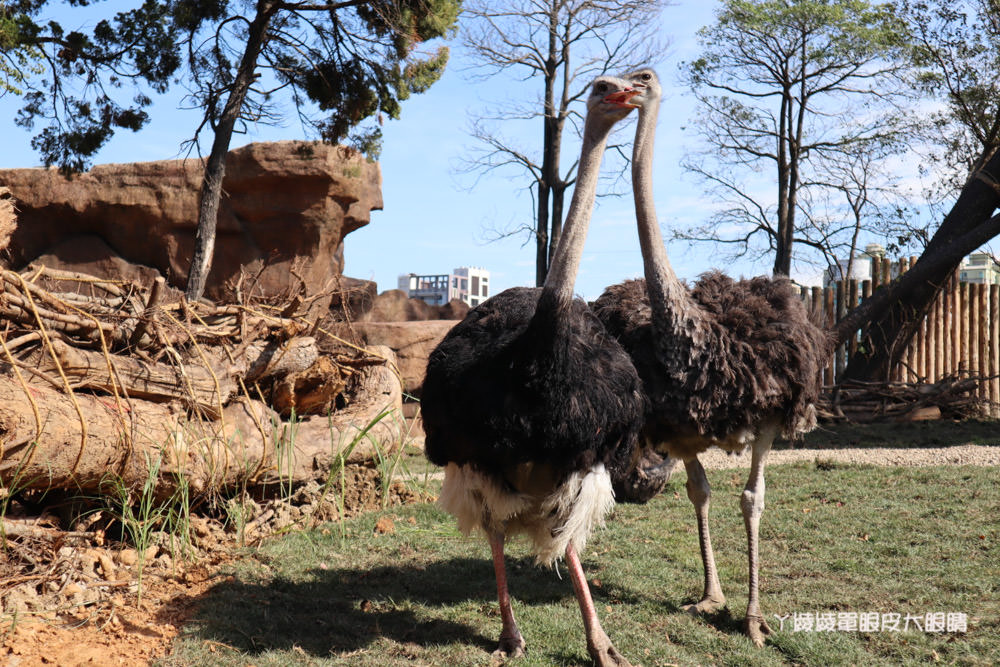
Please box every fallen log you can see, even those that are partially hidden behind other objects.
[822,375,991,422]
[14,335,323,419]
[35,339,235,416]
[0,346,403,495]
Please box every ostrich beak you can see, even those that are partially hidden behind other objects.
[604,89,641,109]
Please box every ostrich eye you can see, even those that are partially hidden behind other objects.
[595,82,607,93]
[641,72,652,81]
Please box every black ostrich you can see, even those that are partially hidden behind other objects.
[592,69,829,646]
[421,77,643,666]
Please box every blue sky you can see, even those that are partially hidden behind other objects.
[0,1,815,300]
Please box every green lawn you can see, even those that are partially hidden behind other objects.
[159,461,999,666]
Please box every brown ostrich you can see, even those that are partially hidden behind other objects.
[421,76,643,666]
[592,68,829,646]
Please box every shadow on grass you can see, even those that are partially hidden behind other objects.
[786,418,1000,450]
[173,554,651,659]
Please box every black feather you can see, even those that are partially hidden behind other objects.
[423,287,645,483]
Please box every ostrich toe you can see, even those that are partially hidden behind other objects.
[744,613,772,647]
[681,596,726,615]
[492,633,526,661]
[588,639,633,667]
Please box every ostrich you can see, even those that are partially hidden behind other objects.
[592,69,829,646]
[421,76,643,666]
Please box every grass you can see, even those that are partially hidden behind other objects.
[103,452,174,603]
[159,460,999,666]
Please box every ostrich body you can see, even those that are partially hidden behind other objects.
[422,77,643,666]
[592,69,828,646]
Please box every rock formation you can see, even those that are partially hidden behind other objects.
[0,141,382,315]
[0,187,15,252]
[354,289,470,322]
[349,320,458,395]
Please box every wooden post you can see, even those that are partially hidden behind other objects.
[971,282,981,383]
[907,272,918,381]
[810,286,823,385]
[991,284,999,414]
[951,271,962,375]
[933,277,944,382]
[978,282,988,400]
[909,258,926,381]
[836,281,846,381]
[849,278,860,359]
[960,282,970,375]
[871,256,881,290]
[825,285,836,385]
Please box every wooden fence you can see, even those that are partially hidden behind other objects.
[797,255,1000,412]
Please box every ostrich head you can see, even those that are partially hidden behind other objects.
[620,68,662,111]
[587,75,641,126]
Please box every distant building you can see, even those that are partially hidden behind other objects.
[825,245,1000,287]
[398,267,491,307]
[959,252,1000,284]
[824,243,890,286]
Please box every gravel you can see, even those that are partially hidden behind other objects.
[698,443,1000,469]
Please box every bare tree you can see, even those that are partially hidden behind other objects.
[459,0,670,286]
[797,142,924,281]
[680,0,915,277]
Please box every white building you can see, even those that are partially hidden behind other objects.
[825,245,1000,287]
[959,252,1000,284]
[398,267,491,307]
[824,243,890,285]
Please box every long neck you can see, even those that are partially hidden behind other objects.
[633,98,703,336]
[539,115,612,307]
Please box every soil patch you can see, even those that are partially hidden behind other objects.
[0,463,427,666]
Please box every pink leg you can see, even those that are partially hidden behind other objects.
[565,543,632,667]
[489,531,526,659]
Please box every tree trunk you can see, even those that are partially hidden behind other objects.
[840,151,1000,381]
[0,346,403,495]
[185,0,277,300]
[535,182,550,287]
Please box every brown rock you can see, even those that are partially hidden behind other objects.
[438,298,470,320]
[0,187,15,252]
[351,320,456,395]
[330,275,378,320]
[0,141,382,314]
[31,235,185,300]
[360,289,427,322]
[359,290,469,322]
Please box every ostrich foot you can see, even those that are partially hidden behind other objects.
[681,595,726,615]
[587,632,633,667]
[744,613,772,647]
[491,633,526,661]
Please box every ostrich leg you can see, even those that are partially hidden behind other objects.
[741,425,778,646]
[566,543,633,667]
[681,458,727,614]
[489,531,526,658]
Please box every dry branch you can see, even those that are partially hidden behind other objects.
[0,346,402,494]
[0,262,405,495]
[821,375,991,422]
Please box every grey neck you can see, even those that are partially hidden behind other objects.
[541,115,615,304]
[632,96,692,322]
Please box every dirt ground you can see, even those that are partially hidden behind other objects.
[0,463,427,666]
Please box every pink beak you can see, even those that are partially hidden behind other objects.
[604,88,641,109]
